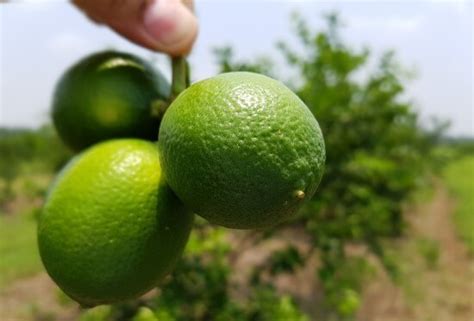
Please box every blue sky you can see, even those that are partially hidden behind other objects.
[0,0,472,136]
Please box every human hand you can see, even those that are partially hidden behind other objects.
[73,0,198,56]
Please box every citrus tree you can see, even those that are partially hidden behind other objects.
[91,13,439,321]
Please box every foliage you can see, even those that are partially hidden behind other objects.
[268,245,305,275]
[0,125,71,206]
[154,222,233,321]
[430,137,474,170]
[150,220,310,321]
[213,47,275,77]
[441,137,474,156]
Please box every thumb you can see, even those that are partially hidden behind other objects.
[73,0,198,56]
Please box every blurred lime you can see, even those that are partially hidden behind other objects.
[52,51,169,151]
[38,139,193,306]
[159,72,325,229]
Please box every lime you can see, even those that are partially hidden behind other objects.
[38,139,193,306]
[52,51,169,151]
[159,72,325,229]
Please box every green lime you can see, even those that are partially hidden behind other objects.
[52,51,169,151]
[159,72,325,229]
[38,139,193,307]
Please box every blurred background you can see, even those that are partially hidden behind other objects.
[0,1,473,321]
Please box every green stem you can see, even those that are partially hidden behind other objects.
[171,56,190,100]
[150,56,190,119]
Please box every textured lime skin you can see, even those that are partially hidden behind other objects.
[38,139,193,307]
[159,72,325,229]
[52,51,170,151]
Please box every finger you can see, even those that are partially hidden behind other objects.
[73,0,198,56]
[142,0,198,56]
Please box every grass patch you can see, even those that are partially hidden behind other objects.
[443,155,474,252]
[0,209,43,288]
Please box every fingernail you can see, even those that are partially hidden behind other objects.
[144,0,197,51]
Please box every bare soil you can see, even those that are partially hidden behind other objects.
[357,184,474,321]
[0,273,78,321]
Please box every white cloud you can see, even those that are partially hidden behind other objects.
[349,16,423,33]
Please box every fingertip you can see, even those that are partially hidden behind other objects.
[143,0,198,56]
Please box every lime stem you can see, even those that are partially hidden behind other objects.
[151,56,189,119]
[170,56,190,101]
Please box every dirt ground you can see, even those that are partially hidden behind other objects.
[1,185,472,321]
[357,185,474,321]
[0,273,79,321]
